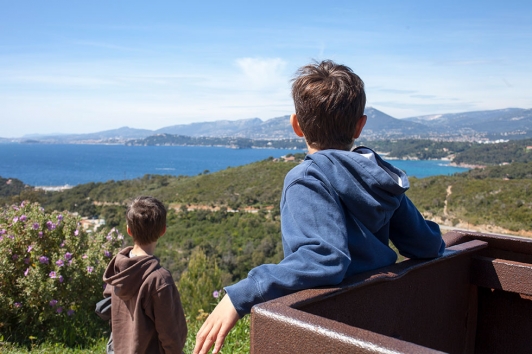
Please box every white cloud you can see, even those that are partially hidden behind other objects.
[235,57,287,89]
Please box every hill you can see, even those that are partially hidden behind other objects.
[1,155,531,285]
[18,127,155,143]
[0,177,27,197]
[125,134,306,149]
[452,138,532,165]
[405,108,532,140]
[8,107,532,143]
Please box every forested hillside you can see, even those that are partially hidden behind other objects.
[452,138,532,165]
[357,138,532,165]
[1,154,531,288]
[358,139,472,160]
[126,134,306,149]
[0,177,26,197]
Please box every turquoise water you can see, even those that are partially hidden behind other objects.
[0,144,468,186]
[387,159,468,179]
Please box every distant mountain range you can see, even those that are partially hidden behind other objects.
[3,107,531,144]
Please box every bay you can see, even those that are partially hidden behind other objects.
[0,144,469,187]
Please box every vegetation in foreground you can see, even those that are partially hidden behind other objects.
[1,142,531,352]
[0,203,122,349]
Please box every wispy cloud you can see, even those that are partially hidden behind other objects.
[8,75,118,87]
[410,94,437,99]
[73,40,143,52]
[235,57,288,89]
[373,88,418,95]
[434,59,506,66]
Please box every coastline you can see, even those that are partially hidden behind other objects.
[449,162,486,169]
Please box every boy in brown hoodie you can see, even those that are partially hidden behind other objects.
[103,196,187,353]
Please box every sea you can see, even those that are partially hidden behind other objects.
[0,144,469,187]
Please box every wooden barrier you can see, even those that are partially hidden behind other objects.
[251,231,532,353]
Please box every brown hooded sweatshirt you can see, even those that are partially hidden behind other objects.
[103,247,187,353]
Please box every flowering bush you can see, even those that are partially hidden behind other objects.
[0,202,123,346]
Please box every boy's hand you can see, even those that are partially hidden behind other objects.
[193,294,239,354]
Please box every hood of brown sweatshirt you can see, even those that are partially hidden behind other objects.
[103,246,161,301]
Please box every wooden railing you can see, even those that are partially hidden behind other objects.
[250,231,532,354]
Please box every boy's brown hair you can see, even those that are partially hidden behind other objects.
[291,60,366,150]
[126,196,166,245]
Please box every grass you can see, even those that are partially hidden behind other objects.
[184,315,251,354]
[1,316,250,354]
[0,339,107,353]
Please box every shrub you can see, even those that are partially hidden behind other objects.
[178,248,223,317]
[0,202,123,347]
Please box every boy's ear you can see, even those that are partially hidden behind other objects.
[353,115,367,139]
[126,225,133,237]
[290,114,304,137]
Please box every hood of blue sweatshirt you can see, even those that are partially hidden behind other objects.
[305,146,410,233]
[225,146,444,317]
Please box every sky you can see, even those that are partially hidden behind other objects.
[1,0,531,137]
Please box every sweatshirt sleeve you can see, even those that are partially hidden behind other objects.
[152,282,187,353]
[226,176,353,317]
[389,195,445,259]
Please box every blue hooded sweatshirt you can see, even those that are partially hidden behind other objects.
[225,147,445,317]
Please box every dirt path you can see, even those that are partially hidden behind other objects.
[169,203,274,214]
[443,185,452,216]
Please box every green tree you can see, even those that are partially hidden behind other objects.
[178,248,223,318]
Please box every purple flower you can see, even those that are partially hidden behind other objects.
[87,266,94,274]
[56,259,64,267]
[24,257,30,264]
[82,254,88,259]
[49,271,57,278]
[57,214,63,221]
[24,268,30,276]
[46,221,53,230]
[39,256,49,264]
[13,206,19,211]
[49,299,58,307]
[74,229,79,236]
[106,234,112,241]
[60,241,65,247]
[12,254,18,261]
[32,223,39,230]
[0,229,6,235]
[38,231,43,238]
[8,235,14,240]
[104,250,111,257]
[20,215,27,222]
[56,307,63,314]
[14,302,21,308]
[64,252,72,260]
[213,290,220,299]
[59,275,64,283]
[13,216,19,223]
[67,309,75,316]
[68,259,73,266]
[27,245,33,253]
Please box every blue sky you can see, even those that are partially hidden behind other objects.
[1,0,531,137]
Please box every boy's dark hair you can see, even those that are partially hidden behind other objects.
[126,196,166,245]
[291,60,366,150]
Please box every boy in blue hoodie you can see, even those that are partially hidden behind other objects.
[194,60,445,354]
